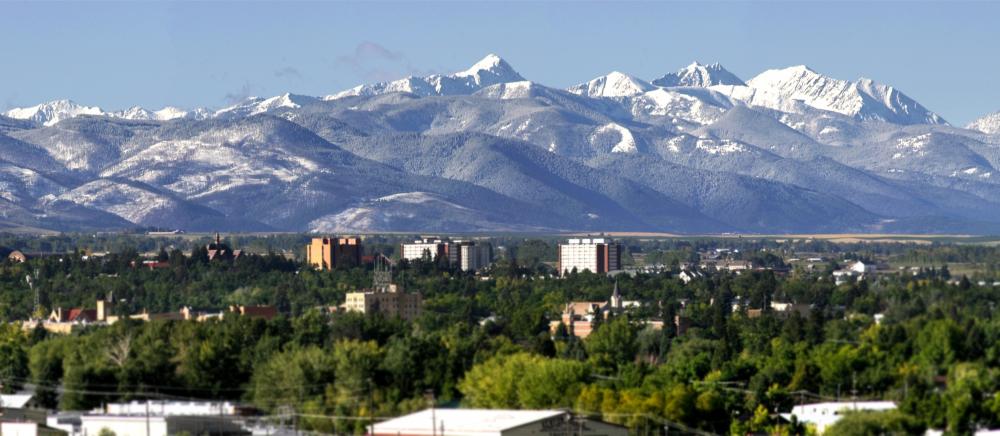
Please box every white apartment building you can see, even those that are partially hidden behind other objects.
[401,238,457,264]
[558,238,621,276]
[401,238,492,271]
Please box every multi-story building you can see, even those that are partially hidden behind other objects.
[306,236,362,270]
[400,238,456,264]
[343,284,423,321]
[456,241,492,271]
[558,238,621,276]
[401,238,493,271]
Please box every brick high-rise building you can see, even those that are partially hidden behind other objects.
[306,236,362,270]
[557,238,621,276]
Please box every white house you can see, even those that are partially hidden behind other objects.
[781,401,896,434]
[847,260,876,274]
[678,270,703,284]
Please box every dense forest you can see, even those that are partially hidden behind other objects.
[2,235,1000,434]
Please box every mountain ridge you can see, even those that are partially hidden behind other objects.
[2,54,999,233]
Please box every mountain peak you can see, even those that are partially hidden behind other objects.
[4,99,105,126]
[453,53,524,86]
[568,71,654,98]
[459,53,503,73]
[653,62,745,88]
[967,111,1000,134]
[743,66,946,125]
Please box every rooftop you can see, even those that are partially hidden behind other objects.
[372,409,565,436]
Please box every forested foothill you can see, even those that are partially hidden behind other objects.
[2,233,1000,434]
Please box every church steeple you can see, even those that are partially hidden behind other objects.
[610,278,622,310]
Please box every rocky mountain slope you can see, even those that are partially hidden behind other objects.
[3,54,1000,233]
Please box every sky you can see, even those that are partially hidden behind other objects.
[2,1,999,125]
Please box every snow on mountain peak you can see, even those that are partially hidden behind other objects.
[653,62,746,88]
[967,111,1000,134]
[327,53,524,99]
[568,71,654,98]
[4,99,105,126]
[215,93,312,118]
[732,65,946,125]
[451,53,524,87]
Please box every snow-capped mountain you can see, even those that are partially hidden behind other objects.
[4,54,1000,234]
[652,62,745,88]
[326,54,525,99]
[710,65,946,125]
[215,93,318,118]
[968,112,1000,134]
[114,106,210,121]
[567,71,655,98]
[4,100,104,126]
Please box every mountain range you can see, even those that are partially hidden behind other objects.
[3,54,1000,234]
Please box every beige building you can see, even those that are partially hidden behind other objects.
[343,284,422,321]
[550,281,648,338]
[306,236,362,270]
[558,238,621,276]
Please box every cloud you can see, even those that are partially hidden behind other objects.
[274,66,303,80]
[335,41,437,82]
[223,83,253,105]
[335,41,403,68]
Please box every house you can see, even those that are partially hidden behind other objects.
[769,301,812,317]
[1,393,65,436]
[370,408,627,436]
[678,269,703,284]
[846,260,876,274]
[781,401,896,434]
[832,269,864,285]
[47,307,97,324]
[205,233,242,261]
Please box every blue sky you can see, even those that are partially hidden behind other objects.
[2,1,999,124]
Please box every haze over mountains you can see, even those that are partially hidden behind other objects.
[3,54,1000,233]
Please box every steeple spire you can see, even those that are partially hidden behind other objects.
[611,277,622,310]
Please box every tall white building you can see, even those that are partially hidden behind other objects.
[558,238,621,276]
[401,238,457,264]
[401,238,492,271]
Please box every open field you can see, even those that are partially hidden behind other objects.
[588,232,1000,245]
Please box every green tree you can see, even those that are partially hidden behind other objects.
[825,410,925,436]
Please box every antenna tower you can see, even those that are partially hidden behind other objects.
[373,254,391,292]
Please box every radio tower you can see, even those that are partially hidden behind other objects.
[373,254,392,293]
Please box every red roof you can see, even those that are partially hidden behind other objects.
[67,308,97,322]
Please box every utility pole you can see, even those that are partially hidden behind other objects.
[145,400,150,436]
[425,390,436,436]
[367,377,375,436]
[1,383,6,436]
